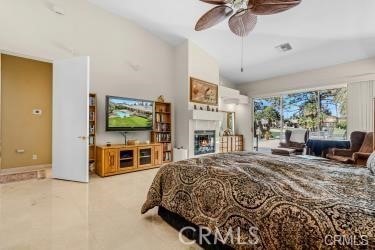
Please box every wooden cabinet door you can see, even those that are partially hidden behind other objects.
[229,136,234,152]
[238,136,244,151]
[118,148,138,171]
[138,146,154,167]
[221,136,228,153]
[154,145,163,165]
[104,149,118,174]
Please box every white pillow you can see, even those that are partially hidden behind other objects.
[367,152,375,175]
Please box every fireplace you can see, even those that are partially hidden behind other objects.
[194,130,216,155]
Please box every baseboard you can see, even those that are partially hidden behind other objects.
[0,164,51,175]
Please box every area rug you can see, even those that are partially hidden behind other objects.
[0,169,46,184]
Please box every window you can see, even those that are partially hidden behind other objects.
[318,88,347,139]
[253,87,347,150]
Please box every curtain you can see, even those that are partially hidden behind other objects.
[347,80,375,134]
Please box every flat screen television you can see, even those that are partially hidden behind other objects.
[106,96,154,131]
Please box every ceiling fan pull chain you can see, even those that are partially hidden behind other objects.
[241,36,244,72]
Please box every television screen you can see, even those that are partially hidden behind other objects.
[106,96,154,131]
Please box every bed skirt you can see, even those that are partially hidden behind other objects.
[158,206,233,250]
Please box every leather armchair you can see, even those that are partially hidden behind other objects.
[353,152,372,166]
[327,131,373,166]
[279,129,309,154]
[330,148,354,158]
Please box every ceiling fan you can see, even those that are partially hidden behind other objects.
[195,0,302,37]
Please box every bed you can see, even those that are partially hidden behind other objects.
[141,152,375,249]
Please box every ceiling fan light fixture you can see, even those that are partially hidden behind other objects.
[196,0,302,37]
[275,43,293,52]
[232,0,250,10]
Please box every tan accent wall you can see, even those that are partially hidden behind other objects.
[0,54,2,168]
[1,54,52,169]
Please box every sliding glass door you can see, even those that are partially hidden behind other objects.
[253,87,347,150]
[318,88,347,139]
[253,97,282,151]
[282,91,319,131]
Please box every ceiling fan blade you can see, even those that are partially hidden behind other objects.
[228,9,257,37]
[248,0,301,15]
[195,6,233,31]
[200,0,228,5]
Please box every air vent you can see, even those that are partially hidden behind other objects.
[276,43,293,52]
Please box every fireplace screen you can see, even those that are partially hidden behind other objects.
[194,130,216,155]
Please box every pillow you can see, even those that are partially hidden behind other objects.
[367,151,375,175]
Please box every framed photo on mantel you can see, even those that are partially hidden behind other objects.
[190,77,218,105]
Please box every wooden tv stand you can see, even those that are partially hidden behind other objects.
[95,143,163,177]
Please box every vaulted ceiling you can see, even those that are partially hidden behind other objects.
[89,0,375,84]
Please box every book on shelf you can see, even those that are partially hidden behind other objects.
[155,113,170,123]
[89,124,95,134]
[89,95,96,106]
[89,135,95,145]
[162,143,172,151]
[155,113,162,123]
[155,123,170,132]
[163,151,172,161]
[155,133,171,142]
[89,111,95,121]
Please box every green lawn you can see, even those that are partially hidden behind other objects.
[270,128,281,139]
[109,116,151,128]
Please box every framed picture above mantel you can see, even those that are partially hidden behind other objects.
[190,77,218,105]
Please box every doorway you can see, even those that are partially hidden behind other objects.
[1,54,52,170]
[0,53,90,183]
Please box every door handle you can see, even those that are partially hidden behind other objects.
[77,136,87,140]
[109,155,114,166]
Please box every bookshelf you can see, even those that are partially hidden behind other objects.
[89,93,97,165]
[151,102,173,163]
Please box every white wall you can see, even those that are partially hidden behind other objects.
[238,57,375,97]
[0,0,175,145]
[235,104,252,151]
[189,42,220,85]
[174,41,189,150]
[219,76,237,89]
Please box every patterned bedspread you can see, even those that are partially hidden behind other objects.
[141,152,375,249]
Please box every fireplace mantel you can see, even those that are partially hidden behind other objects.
[189,110,224,121]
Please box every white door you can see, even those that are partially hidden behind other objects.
[52,56,90,183]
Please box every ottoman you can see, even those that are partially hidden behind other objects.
[271,148,296,156]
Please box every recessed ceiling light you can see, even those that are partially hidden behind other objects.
[276,43,293,52]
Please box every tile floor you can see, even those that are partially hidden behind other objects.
[0,168,201,250]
